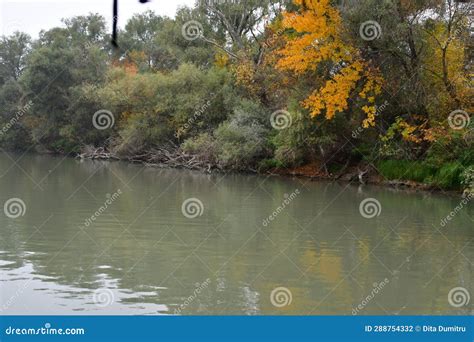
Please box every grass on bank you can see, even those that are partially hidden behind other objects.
[377,160,466,190]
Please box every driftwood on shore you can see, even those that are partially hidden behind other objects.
[77,145,218,173]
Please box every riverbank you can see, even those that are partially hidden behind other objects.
[75,146,470,196]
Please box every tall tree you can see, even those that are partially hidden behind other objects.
[0,32,31,83]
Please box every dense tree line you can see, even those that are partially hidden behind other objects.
[0,0,472,193]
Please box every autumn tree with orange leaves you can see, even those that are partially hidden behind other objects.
[277,0,384,128]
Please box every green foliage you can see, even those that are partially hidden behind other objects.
[461,166,474,195]
[181,133,217,164]
[0,1,471,193]
[377,160,436,183]
[378,160,466,190]
[213,100,270,170]
[432,163,464,189]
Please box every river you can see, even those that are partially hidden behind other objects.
[0,152,472,315]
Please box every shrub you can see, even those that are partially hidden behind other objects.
[213,100,270,170]
[181,133,217,164]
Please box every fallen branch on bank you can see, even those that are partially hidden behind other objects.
[77,145,220,173]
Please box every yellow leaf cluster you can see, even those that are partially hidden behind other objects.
[277,0,384,126]
[214,52,230,68]
[234,59,259,94]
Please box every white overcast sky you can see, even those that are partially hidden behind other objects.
[0,0,196,37]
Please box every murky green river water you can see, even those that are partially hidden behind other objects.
[0,152,472,315]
